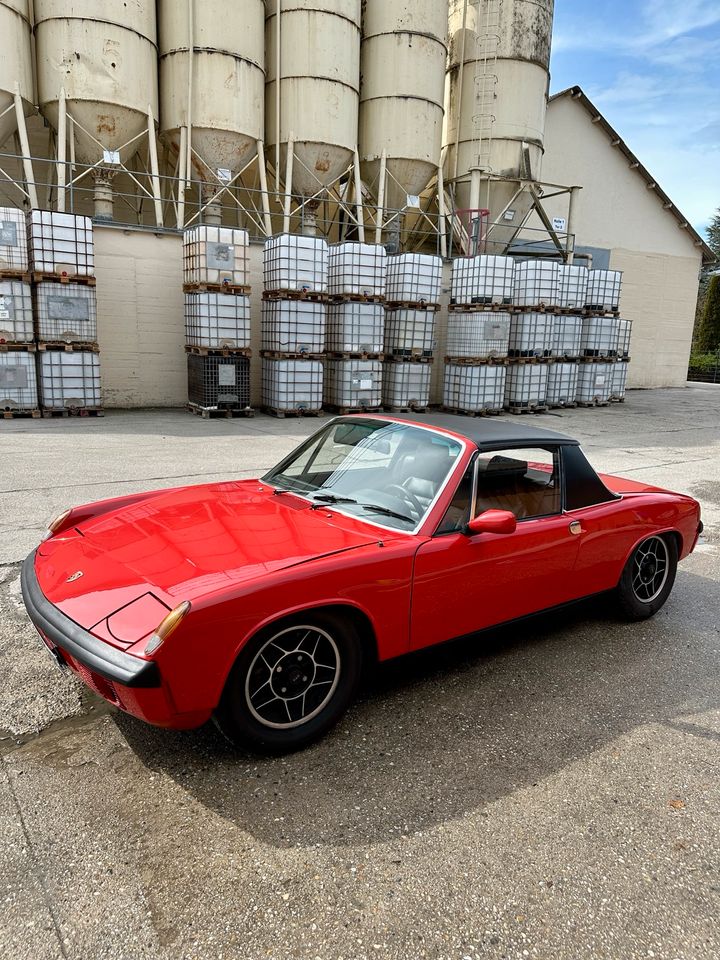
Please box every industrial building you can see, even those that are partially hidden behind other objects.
[0,0,713,410]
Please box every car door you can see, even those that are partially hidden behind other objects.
[410,445,583,651]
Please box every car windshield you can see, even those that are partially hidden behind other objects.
[263,419,464,531]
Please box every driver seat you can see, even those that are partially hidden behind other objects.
[402,445,454,510]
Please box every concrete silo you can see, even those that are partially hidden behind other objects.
[265,0,361,201]
[35,0,159,217]
[359,0,449,213]
[158,0,265,222]
[444,0,553,246]
[0,0,34,150]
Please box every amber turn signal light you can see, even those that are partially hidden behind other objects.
[41,508,72,541]
[144,601,192,656]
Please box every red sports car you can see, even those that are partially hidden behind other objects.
[22,416,702,753]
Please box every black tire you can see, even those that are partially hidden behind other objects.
[214,611,363,754]
[615,534,678,621]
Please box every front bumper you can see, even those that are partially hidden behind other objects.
[21,549,160,689]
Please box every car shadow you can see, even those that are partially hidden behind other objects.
[115,567,720,849]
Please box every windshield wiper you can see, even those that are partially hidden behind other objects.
[310,493,358,510]
[359,503,415,524]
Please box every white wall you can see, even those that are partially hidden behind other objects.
[536,94,703,388]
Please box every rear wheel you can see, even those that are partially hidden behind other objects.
[214,612,363,754]
[616,534,677,620]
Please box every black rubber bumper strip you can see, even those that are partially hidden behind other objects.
[20,549,161,689]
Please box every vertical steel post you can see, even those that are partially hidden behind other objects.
[256,139,273,236]
[353,148,365,243]
[437,162,447,259]
[283,135,294,233]
[56,87,67,212]
[147,104,163,227]
[374,149,387,245]
[177,125,188,229]
[13,84,37,208]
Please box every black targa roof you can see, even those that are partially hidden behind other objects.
[371,414,579,451]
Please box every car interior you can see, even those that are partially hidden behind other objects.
[475,452,560,520]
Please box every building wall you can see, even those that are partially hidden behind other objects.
[536,94,703,388]
[94,230,274,408]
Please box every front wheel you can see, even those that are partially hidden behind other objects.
[615,534,678,621]
[214,612,363,754]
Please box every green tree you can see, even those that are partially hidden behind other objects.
[708,208,720,258]
[695,274,720,354]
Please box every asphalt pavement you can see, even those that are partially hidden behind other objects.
[1,385,718,960]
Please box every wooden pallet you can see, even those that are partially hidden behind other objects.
[610,396,626,403]
[0,341,36,352]
[0,270,31,283]
[262,289,328,303]
[507,354,554,364]
[448,300,513,313]
[41,407,104,417]
[384,405,428,414]
[439,405,502,417]
[547,401,577,409]
[385,300,440,312]
[576,399,610,408]
[36,341,99,353]
[385,353,435,363]
[583,306,620,317]
[512,302,562,314]
[578,354,617,363]
[260,350,325,361]
[326,351,384,361]
[182,282,251,295]
[32,272,96,287]
[184,344,252,357]
[323,405,383,416]
[187,403,255,419]
[262,406,324,419]
[328,293,385,305]
[444,355,509,366]
[505,404,549,415]
[550,355,580,363]
[2,407,41,419]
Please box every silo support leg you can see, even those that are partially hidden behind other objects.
[13,85,37,209]
[437,163,447,259]
[353,149,365,243]
[176,125,188,230]
[147,105,163,228]
[283,136,294,234]
[57,88,67,213]
[256,140,273,237]
[374,150,387,246]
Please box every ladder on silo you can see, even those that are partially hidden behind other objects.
[471,0,500,178]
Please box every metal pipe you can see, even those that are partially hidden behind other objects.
[453,0,470,182]
[13,85,37,208]
[56,86,67,212]
[147,104,163,227]
[275,0,281,193]
[256,139,273,236]
[283,134,294,233]
[186,0,194,189]
[374,149,386,245]
[353,148,365,243]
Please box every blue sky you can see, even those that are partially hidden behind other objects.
[549,0,720,239]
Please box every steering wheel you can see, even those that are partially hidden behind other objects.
[384,483,425,518]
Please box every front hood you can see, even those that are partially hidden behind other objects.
[35,480,385,631]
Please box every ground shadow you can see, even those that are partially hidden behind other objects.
[116,565,720,848]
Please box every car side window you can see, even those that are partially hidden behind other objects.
[474,447,560,521]
[436,459,475,534]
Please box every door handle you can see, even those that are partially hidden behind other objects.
[569,520,583,536]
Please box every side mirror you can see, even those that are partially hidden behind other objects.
[466,509,517,536]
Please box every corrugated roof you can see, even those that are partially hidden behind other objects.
[548,86,715,263]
